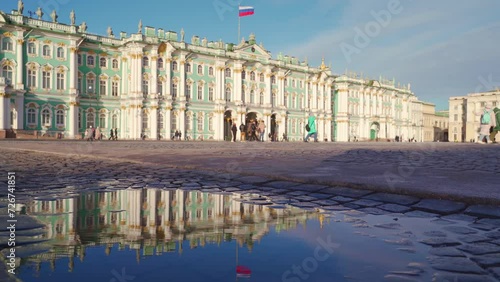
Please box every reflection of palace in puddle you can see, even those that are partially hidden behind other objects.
[23,188,317,272]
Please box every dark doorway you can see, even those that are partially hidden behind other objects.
[245,112,258,141]
[270,114,277,141]
[224,110,232,141]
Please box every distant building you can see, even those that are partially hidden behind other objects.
[449,89,500,142]
[0,5,434,141]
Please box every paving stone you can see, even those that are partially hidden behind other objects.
[443,226,479,235]
[294,195,321,202]
[363,193,420,205]
[384,274,420,281]
[441,213,477,222]
[477,218,500,227]
[331,196,355,203]
[428,256,486,274]
[290,202,320,208]
[291,184,330,192]
[470,253,500,268]
[458,235,493,244]
[311,199,338,206]
[374,223,402,230]
[320,205,350,211]
[319,186,373,198]
[343,203,361,210]
[359,207,389,215]
[404,210,439,218]
[457,242,500,255]
[378,203,411,213]
[468,223,498,231]
[419,238,462,247]
[266,181,302,189]
[423,231,448,237]
[412,199,467,215]
[237,176,270,184]
[431,218,456,225]
[465,205,500,219]
[307,193,333,200]
[350,199,383,207]
[491,267,500,280]
[286,191,309,196]
[429,247,466,257]
[432,272,497,282]
[485,231,500,239]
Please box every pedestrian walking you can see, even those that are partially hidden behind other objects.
[258,120,266,142]
[304,113,318,142]
[239,123,246,142]
[109,128,114,140]
[231,122,237,142]
[114,128,118,140]
[475,102,497,144]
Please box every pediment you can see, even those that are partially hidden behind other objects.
[235,44,270,59]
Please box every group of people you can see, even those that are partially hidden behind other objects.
[476,102,499,144]
[232,120,270,142]
[172,130,183,140]
[84,126,118,141]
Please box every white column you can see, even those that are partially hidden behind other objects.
[165,107,171,138]
[0,93,11,130]
[278,76,284,107]
[312,82,318,110]
[265,71,272,105]
[151,106,158,140]
[165,57,172,97]
[14,93,24,130]
[151,52,158,95]
[120,106,126,139]
[69,46,77,93]
[15,38,24,90]
[234,63,242,103]
[68,100,78,139]
[179,58,186,99]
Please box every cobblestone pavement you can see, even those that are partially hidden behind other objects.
[1,140,499,204]
[1,140,500,281]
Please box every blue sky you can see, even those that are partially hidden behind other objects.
[2,0,500,110]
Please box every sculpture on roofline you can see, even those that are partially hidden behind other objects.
[36,7,43,20]
[70,10,76,25]
[107,26,114,37]
[180,28,185,42]
[50,10,58,23]
[138,20,142,34]
[18,0,24,14]
[80,22,87,33]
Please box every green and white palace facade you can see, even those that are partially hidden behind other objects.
[0,6,428,142]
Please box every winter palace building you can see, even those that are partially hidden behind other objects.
[0,4,439,142]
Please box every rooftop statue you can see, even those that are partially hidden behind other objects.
[36,7,43,20]
[138,20,142,34]
[70,10,75,25]
[50,10,58,23]
[80,22,87,33]
[180,28,185,42]
[107,26,114,37]
[18,0,24,14]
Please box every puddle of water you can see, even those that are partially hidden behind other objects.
[6,188,476,281]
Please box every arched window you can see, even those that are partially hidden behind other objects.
[186,84,191,100]
[172,61,178,71]
[42,69,51,89]
[87,55,94,66]
[186,63,191,73]
[197,65,203,75]
[27,108,36,124]
[225,87,231,102]
[2,65,13,85]
[57,47,65,59]
[56,109,65,126]
[142,78,149,95]
[42,45,51,57]
[271,75,276,84]
[250,71,255,81]
[259,92,264,105]
[99,114,106,128]
[56,72,65,90]
[143,57,149,67]
[260,73,264,82]
[100,57,107,68]
[171,113,177,130]
[208,67,214,76]
[87,111,95,128]
[112,114,118,129]
[250,90,255,104]
[41,109,51,126]
[208,116,213,131]
[158,58,164,69]
[225,68,231,78]
[112,59,119,69]
[2,38,12,51]
[157,80,163,96]
[27,42,36,54]
[242,71,246,80]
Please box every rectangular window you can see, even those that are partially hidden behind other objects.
[197,86,203,100]
[27,70,36,88]
[112,81,118,97]
[56,73,65,90]
[157,82,163,96]
[208,87,214,101]
[100,80,107,96]
[142,80,149,95]
[78,77,82,93]
[42,71,51,89]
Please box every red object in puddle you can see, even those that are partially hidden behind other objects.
[236,265,252,276]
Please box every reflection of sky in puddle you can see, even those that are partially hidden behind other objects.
[13,188,464,281]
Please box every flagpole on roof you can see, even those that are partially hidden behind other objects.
[238,5,241,44]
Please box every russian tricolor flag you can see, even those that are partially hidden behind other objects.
[239,6,254,17]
